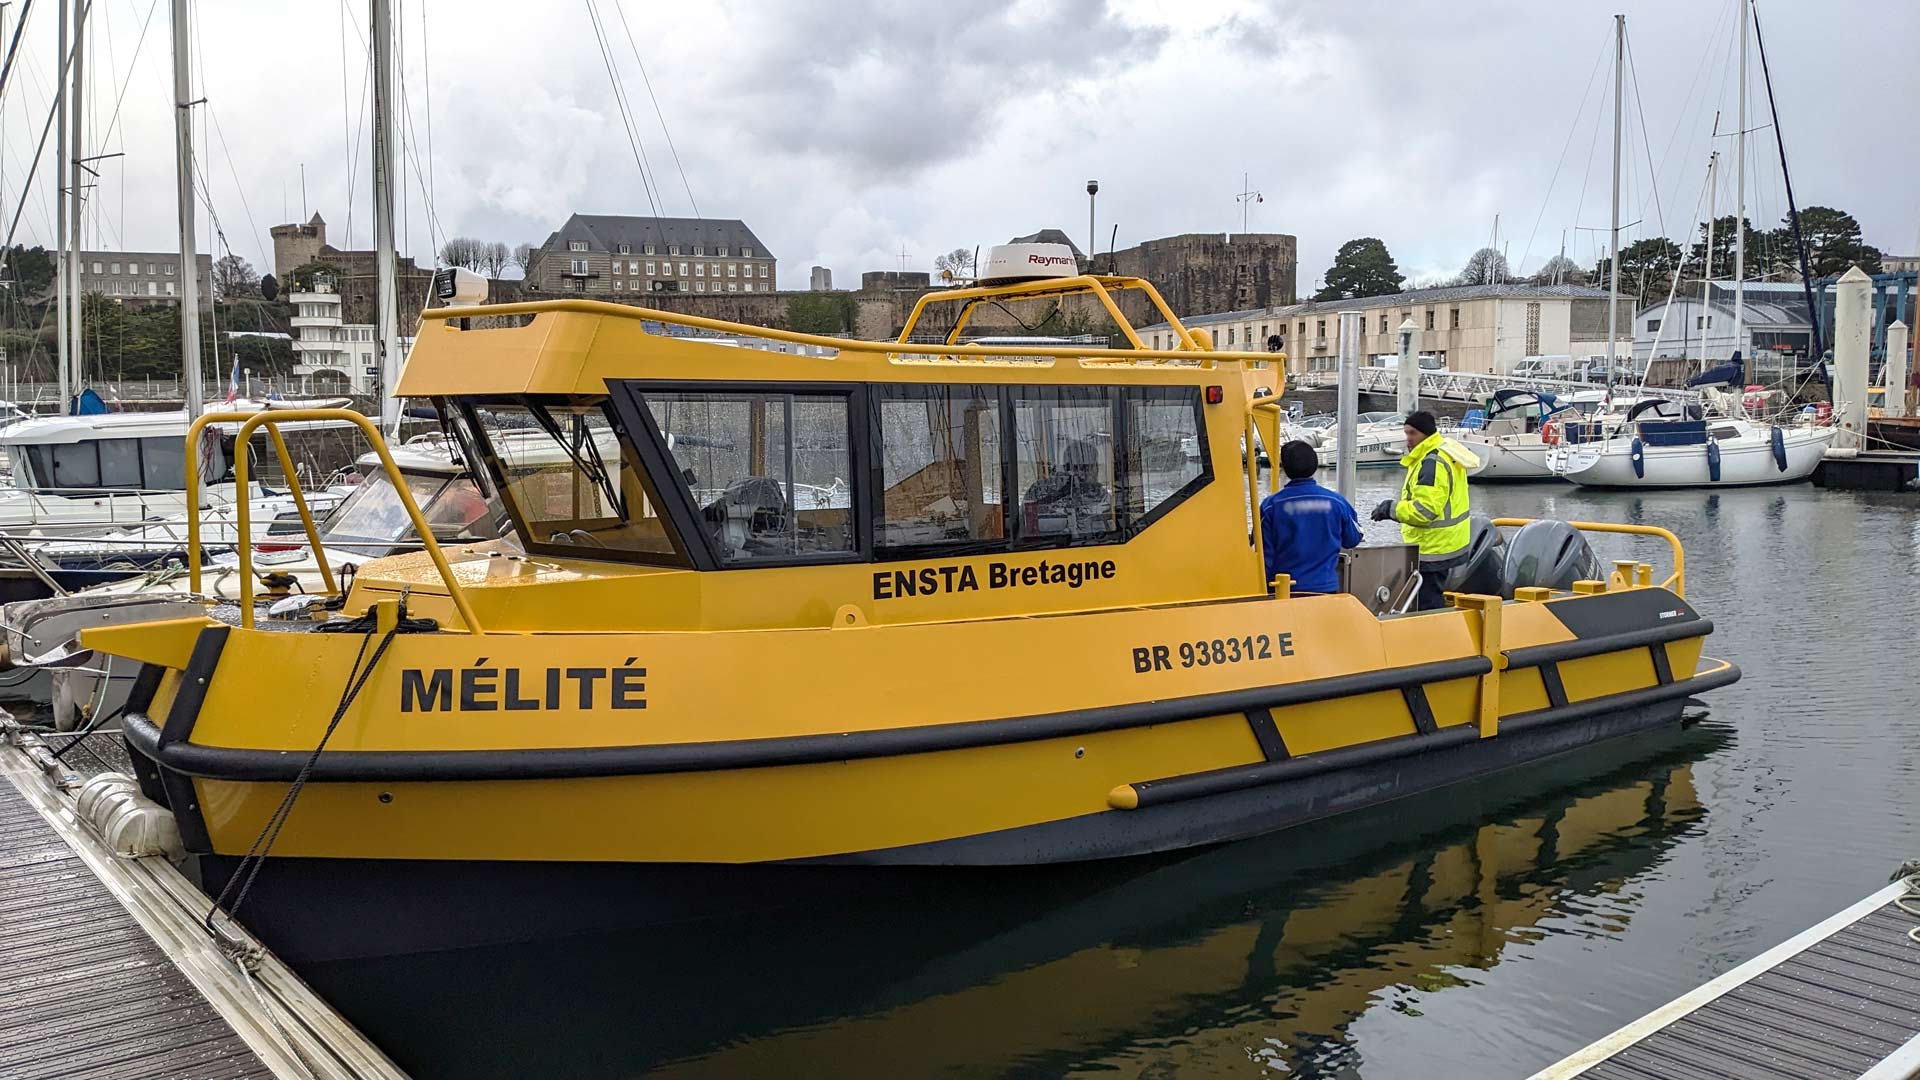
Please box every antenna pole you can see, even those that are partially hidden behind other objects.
[54,0,66,408]
[171,0,203,415]
[1700,145,1717,372]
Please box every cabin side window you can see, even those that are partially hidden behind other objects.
[467,398,683,562]
[1123,390,1207,526]
[1011,389,1119,544]
[643,390,855,564]
[874,386,1002,550]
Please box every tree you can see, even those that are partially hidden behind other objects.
[478,241,512,279]
[440,236,485,270]
[932,247,975,283]
[1528,254,1589,286]
[1688,216,1767,281]
[2,244,55,297]
[512,243,535,274]
[1593,237,1683,304]
[1314,238,1404,301]
[211,254,259,299]
[1770,206,1882,279]
[1454,247,1509,286]
[786,292,856,334]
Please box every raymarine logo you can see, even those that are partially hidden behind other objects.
[1028,253,1074,267]
[1658,609,1682,619]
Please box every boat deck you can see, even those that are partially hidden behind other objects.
[0,720,404,1079]
[1537,877,1920,1079]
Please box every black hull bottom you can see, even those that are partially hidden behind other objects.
[200,692,1698,964]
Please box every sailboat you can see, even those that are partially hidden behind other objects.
[1546,5,1834,489]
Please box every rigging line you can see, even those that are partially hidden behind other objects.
[419,0,435,250]
[395,86,444,252]
[583,0,660,218]
[1517,28,1610,279]
[0,0,92,279]
[337,0,352,244]
[609,0,698,218]
[204,102,267,271]
[1623,32,1665,244]
[1650,0,1732,221]
[1568,53,1610,276]
[87,0,156,167]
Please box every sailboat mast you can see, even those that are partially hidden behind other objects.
[1732,0,1748,371]
[1700,148,1718,371]
[370,0,400,431]
[1606,13,1622,386]
[54,0,66,409]
[1749,2,1823,359]
[65,0,82,395]
[171,0,203,417]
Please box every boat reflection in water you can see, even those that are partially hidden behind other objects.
[306,721,1727,1079]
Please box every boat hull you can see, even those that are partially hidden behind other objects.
[1462,437,1559,481]
[1550,427,1834,488]
[189,666,1732,963]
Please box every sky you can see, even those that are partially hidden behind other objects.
[1,0,1914,298]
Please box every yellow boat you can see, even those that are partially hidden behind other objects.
[82,250,1738,959]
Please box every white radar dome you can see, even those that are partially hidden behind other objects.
[978,243,1080,285]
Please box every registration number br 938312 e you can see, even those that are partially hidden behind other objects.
[1131,633,1294,673]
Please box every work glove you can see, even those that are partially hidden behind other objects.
[1371,499,1395,522]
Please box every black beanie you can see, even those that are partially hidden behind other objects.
[1406,411,1438,437]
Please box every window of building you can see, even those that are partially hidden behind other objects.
[678,262,689,276]
[695,264,704,276]
[166,282,176,296]
[165,263,175,274]
[696,281,705,292]
[1646,318,1662,332]
[110,262,120,275]
[709,263,720,277]
[147,281,157,296]
[1315,319,1326,339]
[876,385,1002,549]
[727,282,737,293]
[614,279,624,291]
[1298,321,1306,340]
[568,240,587,252]
[570,258,588,276]
[147,263,157,275]
[1378,314,1387,333]
[645,262,657,275]
[1012,389,1118,543]
[727,264,737,278]
[1226,327,1236,345]
[693,245,704,257]
[1698,316,1712,329]
[742,283,752,293]
[1526,302,1541,355]
[570,278,584,292]
[92,261,103,275]
[1449,307,1460,330]
[670,245,681,256]
[759,265,768,278]
[718,246,729,257]
[618,243,631,255]
[644,244,655,256]
[1426,309,1435,331]
[641,388,856,563]
[743,247,754,258]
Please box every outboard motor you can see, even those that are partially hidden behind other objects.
[1500,519,1602,595]
[1442,515,1507,598]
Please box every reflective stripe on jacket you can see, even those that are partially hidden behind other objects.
[1393,432,1477,562]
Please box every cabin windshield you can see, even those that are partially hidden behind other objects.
[464,397,685,563]
[323,470,491,545]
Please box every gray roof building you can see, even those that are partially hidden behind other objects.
[526,213,777,297]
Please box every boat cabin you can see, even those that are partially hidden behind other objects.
[1,413,230,494]
[381,271,1286,631]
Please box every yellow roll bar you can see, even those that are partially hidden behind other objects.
[1491,518,1685,597]
[185,409,485,633]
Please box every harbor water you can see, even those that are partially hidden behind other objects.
[275,478,1918,1077]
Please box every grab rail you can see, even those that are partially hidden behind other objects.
[185,409,485,633]
[1489,518,1685,597]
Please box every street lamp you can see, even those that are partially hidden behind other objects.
[1086,180,1099,269]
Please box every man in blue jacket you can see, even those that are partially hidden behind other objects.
[1260,440,1362,594]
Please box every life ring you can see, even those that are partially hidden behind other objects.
[1540,419,1561,446]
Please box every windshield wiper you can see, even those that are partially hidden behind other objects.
[525,402,622,514]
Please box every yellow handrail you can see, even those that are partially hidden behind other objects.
[185,409,485,633]
[1490,518,1685,597]
[414,298,1267,365]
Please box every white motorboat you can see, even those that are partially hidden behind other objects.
[1460,389,1566,482]
[1547,401,1835,488]
[1313,411,1407,469]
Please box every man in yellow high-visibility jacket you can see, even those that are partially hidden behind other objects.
[1370,411,1479,610]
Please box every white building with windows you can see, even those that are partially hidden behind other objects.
[1632,284,1814,366]
[290,273,380,393]
[75,250,213,306]
[1138,283,1625,376]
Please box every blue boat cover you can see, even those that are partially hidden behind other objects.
[69,388,108,415]
[1637,419,1709,446]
